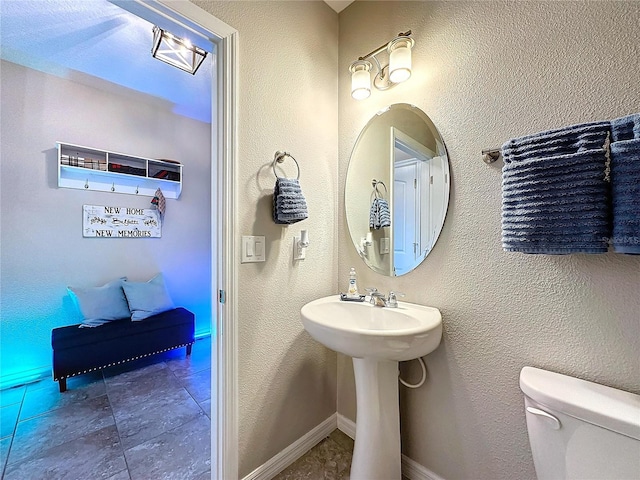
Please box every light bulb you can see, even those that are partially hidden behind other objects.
[350,61,372,100]
[388,38,414,84]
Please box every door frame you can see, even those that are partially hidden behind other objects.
[128,2,239,478]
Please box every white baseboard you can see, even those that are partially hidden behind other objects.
[242,414,337,480]
[0,365,50,391]
[401,454,446,480]
[336,413,444,480]
[337,413,356,439]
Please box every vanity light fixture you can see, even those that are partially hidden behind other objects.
[151,26,207,75]
[349,30,414,100]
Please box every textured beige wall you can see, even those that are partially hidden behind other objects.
[338,2,640,479]
[192,1,339,477]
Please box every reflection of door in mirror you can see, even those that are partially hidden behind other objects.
[392,128,435,275]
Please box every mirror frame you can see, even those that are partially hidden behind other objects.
[345,103,450,276]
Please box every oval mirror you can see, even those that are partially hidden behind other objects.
[345,104,450,276]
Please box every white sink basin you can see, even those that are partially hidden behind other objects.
[300,295,442,361]
[301,294,443,479]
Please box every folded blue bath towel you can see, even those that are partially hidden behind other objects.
[610,113,640,142]
[273,178,308,224]
[609,138,640,254]
[501,121,610,164]
[501,144,610,254]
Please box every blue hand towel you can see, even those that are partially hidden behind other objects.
[609,138,640,254]
[610,113,640,142]
[369,199,379,228]
[369,198,391,229]
[501,144,610,254]
[273,178,308,224]
[378,199,391,228]
[501,121,610,164]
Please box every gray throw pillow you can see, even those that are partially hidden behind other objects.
[122,273,175,321]
[68,277,130,327]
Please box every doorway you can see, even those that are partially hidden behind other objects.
[0,0,237,478]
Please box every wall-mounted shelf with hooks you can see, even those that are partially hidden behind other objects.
[57,142,183,199]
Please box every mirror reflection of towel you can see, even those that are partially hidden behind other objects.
[151,188,166,215]
[369,198,390,229]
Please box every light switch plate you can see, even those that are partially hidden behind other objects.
[242,235,266,263]
[380,237,390,254]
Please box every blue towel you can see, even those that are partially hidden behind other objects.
[609,138,640,254]
[378,199,391,228]
[369,200,377,228]
[611,113,640,142]
[369,198,391,229]
[501,142,610,254]
[273,178,308,224]
[501,121,610,164]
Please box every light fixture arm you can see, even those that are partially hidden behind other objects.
[372,64,393,91]
[357,30,412,63]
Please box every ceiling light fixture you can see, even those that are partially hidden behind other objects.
[151,26,207,75]
[349,30,414,100]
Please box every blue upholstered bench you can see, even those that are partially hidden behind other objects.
[51,307,195,392]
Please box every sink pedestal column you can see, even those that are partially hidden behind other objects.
[350,358,401,480]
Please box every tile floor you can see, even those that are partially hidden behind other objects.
[272,431,412,480]
[0,336,212,480]
[273,430,354,480]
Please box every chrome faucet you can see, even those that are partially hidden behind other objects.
[370,292,387,307]
[366,288,405,307]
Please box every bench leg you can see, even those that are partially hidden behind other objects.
[186,343,193,356]
[58,378,67,393]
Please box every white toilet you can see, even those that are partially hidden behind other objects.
[520,366,640,480]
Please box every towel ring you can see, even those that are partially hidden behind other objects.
[273,151,300,180]
[372,179,388,197]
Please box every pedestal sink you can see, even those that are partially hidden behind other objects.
[300,295,442,480]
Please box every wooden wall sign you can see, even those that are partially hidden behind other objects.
[83,205,161,238]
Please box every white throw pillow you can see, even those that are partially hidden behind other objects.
[122,273,175,321]
[68,277,130,327]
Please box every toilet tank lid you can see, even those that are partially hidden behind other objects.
[520,366,640,441]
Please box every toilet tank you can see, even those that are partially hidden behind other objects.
[520,366,640,480]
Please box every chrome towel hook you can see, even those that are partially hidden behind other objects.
[482,148,502,164]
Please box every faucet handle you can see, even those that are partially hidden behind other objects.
[365,287,378,293]
[387,291,405,307]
